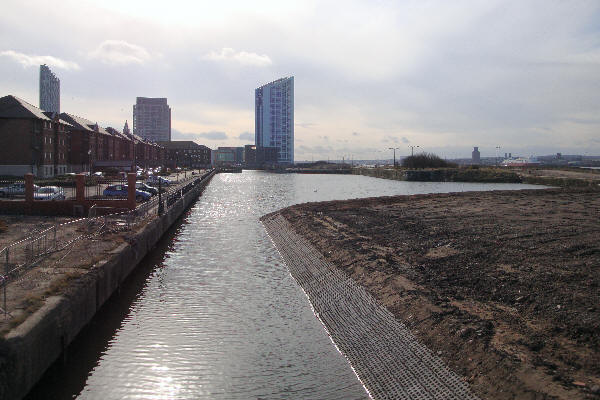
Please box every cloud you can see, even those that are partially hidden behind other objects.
[352,132,359,136]
[297,122,317,129]
[383,136,400,144]
[203,47,272,66]
[197,131,228,140]
[171,129,227,142]
[88,40,151,65]
[401,137,410,144]
[238,132,254,141]
[0,50,80,70]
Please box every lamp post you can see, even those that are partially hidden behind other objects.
[175,151,179,182]
[158,176,163,215]
[409,145,420,156]
[388,147,399,167]
[131,133,136,172]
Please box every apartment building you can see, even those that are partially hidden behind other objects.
[255,77,294,164]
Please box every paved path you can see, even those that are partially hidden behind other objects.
[262,214,479,400]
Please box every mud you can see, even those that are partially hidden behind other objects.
[277,187,600,399]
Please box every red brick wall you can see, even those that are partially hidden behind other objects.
[0,119,34,164]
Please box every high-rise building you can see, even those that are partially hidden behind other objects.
[255,77,294,164]
[39,65,60,113]
[132,97,171,142]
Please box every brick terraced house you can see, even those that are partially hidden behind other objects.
[0,95,71,177]
[0,94,167,177]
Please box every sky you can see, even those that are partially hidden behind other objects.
[1,0,599,160]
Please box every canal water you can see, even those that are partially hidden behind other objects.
[26,171,543,399]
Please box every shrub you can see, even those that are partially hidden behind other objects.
[402,153,456,168]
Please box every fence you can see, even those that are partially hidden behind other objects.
[0,169,215,318]
[84,178,128,200]
[0,180,26,199]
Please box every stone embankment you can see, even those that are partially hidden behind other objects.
[354,167,521,183]
[354,166,600,186]
[261,214,479,400]
[0,170,215,400]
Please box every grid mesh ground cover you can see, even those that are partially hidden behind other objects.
[262,214,479,400]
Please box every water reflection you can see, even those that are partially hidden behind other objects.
[28,172,543,399]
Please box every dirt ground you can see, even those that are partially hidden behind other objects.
[0,215,138,334]
[279,187,600,399]
[0,172,206,334]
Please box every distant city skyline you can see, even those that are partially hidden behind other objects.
[1,1,599,159]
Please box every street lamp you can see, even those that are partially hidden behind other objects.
[409,145,420,156]
[388,147,400,167]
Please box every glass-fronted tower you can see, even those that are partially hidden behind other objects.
[133,97,171,142]
[39,64,60,113]
[255,77,294,164]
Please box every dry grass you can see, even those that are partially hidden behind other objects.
[44,271,80,297]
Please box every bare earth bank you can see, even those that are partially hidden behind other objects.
[277,188,599,400]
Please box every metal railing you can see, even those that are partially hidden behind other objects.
[0,169,215,318]
[0,180,26,199]
[85,178,128,199]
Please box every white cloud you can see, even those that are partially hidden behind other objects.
[88,40,151,65]
[0,50,80,70]
[203,47,272,66]
[238,132,254,141]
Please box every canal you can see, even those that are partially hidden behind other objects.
[26,171,543,399]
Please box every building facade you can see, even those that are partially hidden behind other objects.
[213,147,244,167]
[472,147,480,164]
[39,65,60,113]
[0,95,69,177]
[255,77,294,164]
[243,145,278,168]
[132,97,171,143]
[157,141,212,169]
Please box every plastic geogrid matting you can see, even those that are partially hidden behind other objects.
[262,214,480,400]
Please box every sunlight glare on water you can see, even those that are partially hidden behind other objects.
[39,171,543,399]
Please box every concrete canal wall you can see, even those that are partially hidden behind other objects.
[0,171,215,400]
[262,213,479,400]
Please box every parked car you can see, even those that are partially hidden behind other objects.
[135,182,159,196]
[34,186,65,201]
[0,183,39,197]
[147,175,172,186]
[102,184,152,202]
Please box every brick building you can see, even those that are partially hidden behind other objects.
[0,95,70,177]
[0,94,166,177]
[157,141,212,169]
[243,145,278,168]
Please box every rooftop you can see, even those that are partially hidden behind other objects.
[0,95,52,121]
